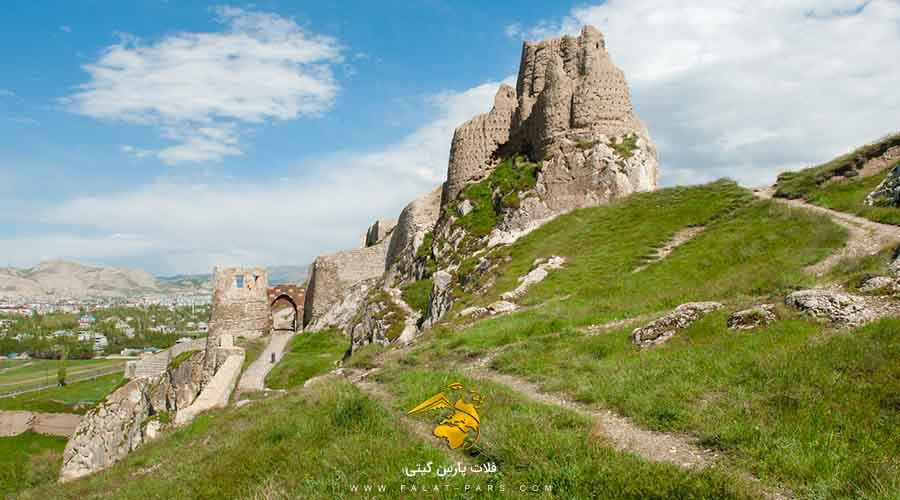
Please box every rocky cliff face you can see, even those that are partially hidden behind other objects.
[60,351,206,482]
[302,25,656,347]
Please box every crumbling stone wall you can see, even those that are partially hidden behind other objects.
[443,86,517,202]
[303,240,390,328]
[364,219,398,247]
[207,267,271,351]
[385,186,443,285]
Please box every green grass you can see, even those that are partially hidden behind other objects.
[374,367,761,499]
[610,133,639,160]
[0,359,124,393]
[426,181,844,352]
[789,170,900,226]
[264,330,346,390]
[774,133,900,225]
[0,432,67,498]
[453,155,540,238]
[826,246,899,291]
[483,316,900,499]
[400,278,432,314]
[0,373,123,414]
[20,376,761,500]
[343,343,386,370]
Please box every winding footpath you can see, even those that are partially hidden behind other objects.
[754,187,900,275]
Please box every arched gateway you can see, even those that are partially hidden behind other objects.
[267,285,305,333]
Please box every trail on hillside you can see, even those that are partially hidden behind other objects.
[468,365,713,469]
[754,187,900,275]
[237,332,293,392]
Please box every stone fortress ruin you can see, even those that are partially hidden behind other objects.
[300,25,658,345]
[53,24,658,484]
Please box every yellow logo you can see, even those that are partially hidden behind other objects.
[407,382,484,450]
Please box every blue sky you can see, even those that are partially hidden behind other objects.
[2,1,898,275]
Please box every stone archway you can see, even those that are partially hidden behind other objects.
[267,285,305,333]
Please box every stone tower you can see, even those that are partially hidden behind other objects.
[207,266,271,349]
[439,25,658,235]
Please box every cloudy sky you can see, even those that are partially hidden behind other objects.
[1,0,898,275]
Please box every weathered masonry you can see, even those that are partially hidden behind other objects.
[267,284,305,332]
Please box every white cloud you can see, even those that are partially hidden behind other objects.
[67,5,342,165]
[516,0,900,186]
[0,234,155,268]
[0,89,14,97]
[26,80,510,274]
[504,23,523,38]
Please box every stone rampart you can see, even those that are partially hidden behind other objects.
[303,239,390,327]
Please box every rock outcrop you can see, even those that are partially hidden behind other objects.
[860,276,900,293]
[631,302,723,347]
[866,164,900,207]
[727,305,777,330]
[785,289,876,326]
[443,85,518,202]
[441,26,657,222]
[60,351,206,482]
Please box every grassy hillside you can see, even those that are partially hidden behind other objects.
[0,433,67,497]
[18,181,900,499]
[264,329,346,390]
[774,133,900,225]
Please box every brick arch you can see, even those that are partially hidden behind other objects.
[267,285,305,332]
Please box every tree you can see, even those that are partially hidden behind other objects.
[57,347,68,387]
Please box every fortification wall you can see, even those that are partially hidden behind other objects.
[303,239,390,327]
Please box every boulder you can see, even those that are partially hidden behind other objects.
[865,164,900,207]
[727,305,777,330]
[860,276,899,293]
[631,302,723,347]
[785,289,875,326]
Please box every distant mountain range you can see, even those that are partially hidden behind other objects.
[0,260,310,302]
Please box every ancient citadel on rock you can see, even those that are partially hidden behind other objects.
[56,25,659,480]
[305,25,657,344]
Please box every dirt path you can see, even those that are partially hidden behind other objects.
[464,360,714,470]
[754,187,900,276]
[237,332,293,392]
[343,367,478,465]
[633,226,706,273]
